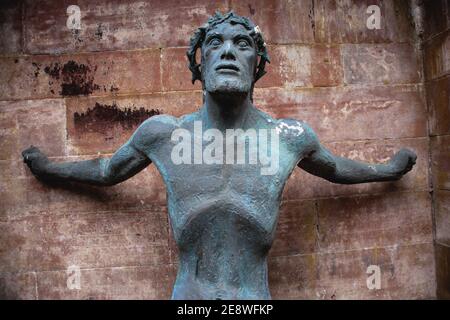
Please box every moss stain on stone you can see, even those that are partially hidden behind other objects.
[43,60,102,96]
[73,102,161,135]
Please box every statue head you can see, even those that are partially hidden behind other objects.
[187,11,270,99]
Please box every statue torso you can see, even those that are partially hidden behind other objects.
[140,108,311,299]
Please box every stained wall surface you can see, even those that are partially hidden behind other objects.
[423,0,450,300]
[0,0,445,299]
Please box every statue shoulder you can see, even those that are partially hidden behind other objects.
[130,114,180,150]
[275,118,317,139]
[138,114,179,134]
[275,118,319,152]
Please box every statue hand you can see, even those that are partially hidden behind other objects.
[388,148,417,178]
[22,146,50,177]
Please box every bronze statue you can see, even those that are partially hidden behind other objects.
[22,12,416,300]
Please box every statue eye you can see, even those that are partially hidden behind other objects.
[209,38,222,46]
[237,39,250,48]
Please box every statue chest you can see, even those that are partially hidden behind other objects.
[156,163,287,247]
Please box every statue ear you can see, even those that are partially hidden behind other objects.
[187,27,206,84]
[253,55,260,80]
[196,49,206,85]
[191,47,202,84]
[254,52,269,83]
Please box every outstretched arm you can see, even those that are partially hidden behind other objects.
[22,120,155,186]
[297,127,417,184]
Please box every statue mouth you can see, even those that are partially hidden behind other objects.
[215,64,240,72]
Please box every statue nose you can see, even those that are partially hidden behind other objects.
[220,41,236,60]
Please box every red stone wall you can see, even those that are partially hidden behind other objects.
[0,0,442,299]
[423,0,450,300]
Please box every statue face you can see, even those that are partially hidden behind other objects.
[202,22,257,95]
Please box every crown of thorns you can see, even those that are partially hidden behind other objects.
[186,11,270,84]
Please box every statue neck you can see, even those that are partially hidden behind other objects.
[203,91,253,130]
